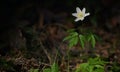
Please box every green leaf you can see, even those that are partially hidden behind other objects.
[43,68,51,72]
[63,32,79,48]
[86,34,92,42]
[68,37,74,48]
[88,57,106,65]
[63,32,78,42]
[70,32,78,36]
[91,35,96,48]
[93,68,104,72]
[79,34,85,48]
[68,35,78,48]
[75,57,106,72]
[89,66,94,72]
[75,67,81,72]
[75,63,89,72]
[74,36,79,46]
[63,35,72,41]
[51,63,59,72]
[95,65,104,69]
[80,63,89,72]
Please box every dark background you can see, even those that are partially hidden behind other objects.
[0,0,120,71]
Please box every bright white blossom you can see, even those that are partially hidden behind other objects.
[72,7,90,21]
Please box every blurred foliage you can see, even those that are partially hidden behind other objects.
[75,57,107,72]
[29,68,39,72]
[111,62,120,72]
[43,62,59,72]
[0,58,15,71]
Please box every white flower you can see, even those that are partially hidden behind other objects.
[72,7,90,21]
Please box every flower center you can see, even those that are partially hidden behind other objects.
[77,12,84,18]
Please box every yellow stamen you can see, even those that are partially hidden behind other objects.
[77,12,84,18]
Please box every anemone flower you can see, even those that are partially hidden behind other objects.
[72,7,90,21]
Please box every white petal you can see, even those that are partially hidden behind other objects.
[76,7,81,13]
[75,17,84,21]
[79,17,84,21]
[75,18,80,22]
[80,18,84,21]
[82,8,86,13]
[85,13,90,16]
[72,13,77,17]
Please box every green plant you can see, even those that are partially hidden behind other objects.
[29,68,39,72]
[43,62,59,72]
[75,57,107,72]
[63,7,96,49]
[111,62,120,72]
[63,29,96,48]
[63,7,99,72]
